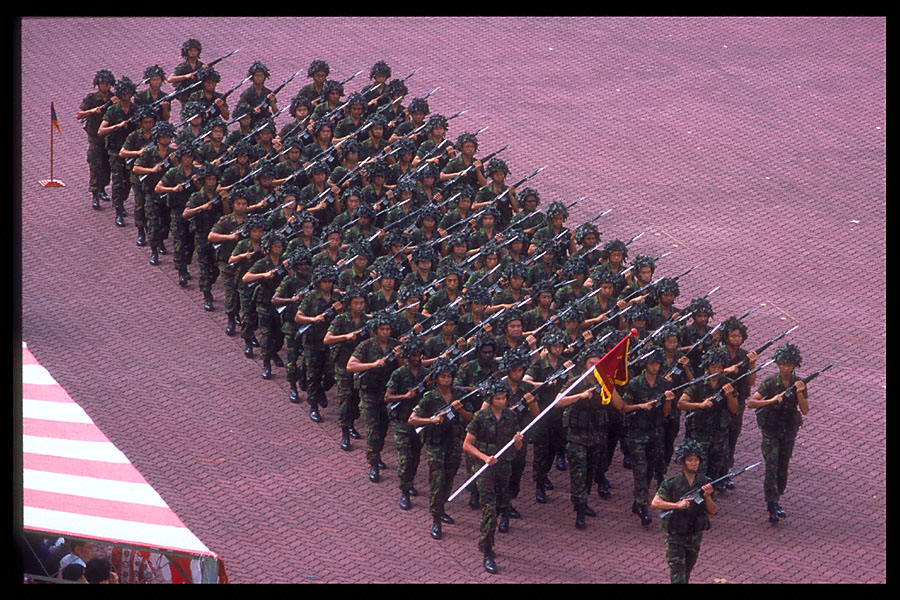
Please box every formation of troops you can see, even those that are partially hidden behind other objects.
[76,40,821,582]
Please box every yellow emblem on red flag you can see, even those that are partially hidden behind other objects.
[591,329,636,404]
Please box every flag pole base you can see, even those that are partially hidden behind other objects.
[38,179,66,187]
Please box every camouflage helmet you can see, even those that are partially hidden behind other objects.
[346,92,367,109]
[700,346,731,369]
[321,222,343,239]
[282,136,304,152]
[453,183,475,201]
[399,336,426,358]
[655,277,680,297]
[386,78,408,97]
[151,121,177,142]
[306,161,330,177]
[93,69,116,87]
[720,316,748,343]
[773,342,802,367]
[181,38,202,58]
[295,211,319,227]
[500,347,530,372]
[231,140,253,157]
[311,117,334,137]
[416,204,442,227]
[631,254,656,275]
[455,132,479,151]
[173,141,199,160]
[180,100,205,121]
[134,104,159,124]
[602,238,629,261]
[432,305,462,324]
[658,322,681,343]
[255,161,278,180]
[578,340,607,364]
[376,261,403,282]
[343,283,368,304]
[686,296,715,318]
[501,309,525,332]
[383,231,407,248]
[482,377,511,400]
[353,202,377,220]
[285,247,313,268]
[464,285,492,306]
[256,117,277,135]
[368,113,389,130]
[312,264,339,285]
[339,138,362,160]
[369,60,392,79]
[575,222,600,245]
[277,184,302,202]
[261,231,286,252]
[229,184,252,203]
[481,240,502,258]
[247,61,270,78]
[234,101,253,120]
[471,329,497,352]
[290,94,313,115]
[205,115,227,133]
[342,186,364,203]
[484,158,510,177]
[307,60,330,77]
[245,214,270,233]
[517,187,541,205]
[559,302,586,323]
[479,205,501,220]
[367,310,395,333]
[430,356,459,377]
[415,162,440,181]
[627,303,651,324]
[347,241,374,263]
[503,261,528,280]
[196,161,220,181]
[531,279,556,298]
[561,256,589,278]
[114,76,137,97]
[446,232,469,250]
[143,64,166,80]
[399,285,425,304]
[365,158,390,179]
[545,201,569,220]
[196,66,221,83]
[542,328,568,347]
[641,344,666,365]
[395,176,418,194]
[322,79,345,98]
[674,439,704,463]
[407,97,430,115]
[392,137,417,158]
[425,113,448,131]
[591,265,621,286]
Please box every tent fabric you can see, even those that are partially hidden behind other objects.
[21,342,226,581]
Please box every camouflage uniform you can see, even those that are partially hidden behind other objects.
[298,288,341,410]
[158,165,197,274]
[79,90,112,195]
[275,268,311,391]
[467,405,519,553]
[386,364,428,493]
[413,387,467,519]
[682,376,734,480]
[231,238,264,345]
[101,101,137,215]
[525,355,569,491]
[121,128,154,233]
[563,381,607,510]
[656,470,714,584]
[755,373,805,506]
[622,372,670,507]
[247,254,286,363]
[723,346,753,472]
[327,311,367,428]
[185,189,224,294]
[210,214,247,321]
[351,337,400,467]
[135,145,173,248]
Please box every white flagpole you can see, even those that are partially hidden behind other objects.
[447,329,637,503]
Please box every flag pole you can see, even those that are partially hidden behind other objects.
[447,328,637,503]
[39,101,65,187]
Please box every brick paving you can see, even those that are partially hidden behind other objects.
[19,17,885,583]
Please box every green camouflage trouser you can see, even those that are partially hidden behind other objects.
[425,443,461,519]
[760,429,796,503]
[391,422,423,492]
[239,286,258,341]
[335,374,359,428]
[109,155,131,213]
[145,193,171,247]
[304,348,331,409]
[282,325,301,387]
[566,440,603,507]
[256,305,284,361]
[359,393,389,466]
[133,182,147,230]
[531,407,565,486]
[194,239,219,293]
[666,535,702,584]
[219,262,240,317]
[170,217,194,272]
[726,408,745,471]
[87,138,110,193]
[626,429,665,506]
[475,458,513,553]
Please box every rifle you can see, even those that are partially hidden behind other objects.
[488,165,547,209]
[657,462,762,519]
[683,359,775,422]
[250,69,302,114]
[754,359,840,416]
[315,70,363,106]
[510,359,579,415]
[742,325,799,368]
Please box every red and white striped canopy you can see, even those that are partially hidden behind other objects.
[21,342,226,582]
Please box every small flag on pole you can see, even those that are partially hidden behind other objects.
[39,101,65,187]
[51,102,62,135]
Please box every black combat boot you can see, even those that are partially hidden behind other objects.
[368,463,380,483]
[243,340,254,358]
[288,383,300,404]
[149,246,159,266]
[136,228,146,247]
[483,550,499,575]
[774,503,787,519]
[271,353,284,368]
[348,423,360,439]
[178,269,189,287]
[158,239,168,254]
[225,314,236,336]
[575,505,586,530]
[430,518,442,540]
[536,485,547,504]
[767,502,780,523]
[498,510,509,533]
[203,291,214,311]
[309,406,323,423]
[92,191,101,210]
[399,491,411,511]
[261,359,272,380]
[340,427,351,451]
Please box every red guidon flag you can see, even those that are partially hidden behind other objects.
[592,328,636,404]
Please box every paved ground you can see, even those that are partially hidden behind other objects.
[18,17,885,583]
